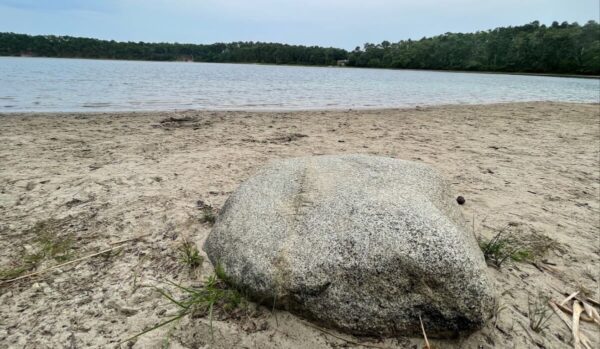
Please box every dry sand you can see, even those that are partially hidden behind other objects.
[0,102,598,348]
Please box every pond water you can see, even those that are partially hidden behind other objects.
[0,57,598,112]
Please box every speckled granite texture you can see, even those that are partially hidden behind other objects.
[204,154,495,337]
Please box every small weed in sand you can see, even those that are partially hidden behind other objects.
[178,240,203,270]
[0,264,31,280]
[0,230,74,280]
[527,293,553,333]
[196,200,216,225]
[37,232,74,262]
[199,207,216,225]
[479,229,531,268]
[123,266,246,344]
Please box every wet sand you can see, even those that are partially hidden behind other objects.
[0,102,598,348]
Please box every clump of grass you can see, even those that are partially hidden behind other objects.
[196,200,217,225]
[510,249,532,263]
[178,240,203,270]
[528,293,553,333]
[0,264,31,281]
[0,230,74,280]
[37,232,74,262]
[161,273,244,322]
[199,207,216,225]
[479,229,532,268]
[122,266,246,344]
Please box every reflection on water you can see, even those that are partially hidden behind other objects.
[0,57,598,112]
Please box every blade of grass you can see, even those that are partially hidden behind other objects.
[208,302,214,342]
[154,287,188,309]
[119,314,186,345]
[164,279,203,296]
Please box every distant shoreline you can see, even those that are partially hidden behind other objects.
[2,55,599,80]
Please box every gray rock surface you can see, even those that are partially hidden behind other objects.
[204,154,495,337]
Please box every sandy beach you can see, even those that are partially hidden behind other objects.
[0,102,598,348]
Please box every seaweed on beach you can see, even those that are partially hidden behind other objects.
[154,115,213,130]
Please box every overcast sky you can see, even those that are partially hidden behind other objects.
[0,0,598,49]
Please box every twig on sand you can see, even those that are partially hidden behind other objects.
[1,235,147,285]
[538,263,561,276]
[587,306,600,326]
[582,302,594,319]
[559,292,600,326]
[110,233,151,245]
[530,262,544,272]
[300,320,390,349]
[419,315,431,349]
[572,301,583,349]
[561,291,580,306]
[549,300,593,349]
[585,297,600,308]
[554,302,595,323]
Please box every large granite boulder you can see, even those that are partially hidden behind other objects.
[204,155,495,337]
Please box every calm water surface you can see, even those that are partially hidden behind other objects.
[0,57,598,112]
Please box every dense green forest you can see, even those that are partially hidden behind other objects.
[0,33,347,66]
[349,21,600,75]
[1,20,599,74]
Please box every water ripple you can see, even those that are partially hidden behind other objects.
[0,57,598,112]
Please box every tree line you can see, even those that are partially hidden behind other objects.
[348,21,600,75]
[1,20,598,74]
[0,33,347,66]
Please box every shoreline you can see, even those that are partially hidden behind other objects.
[3,55,600,80]
[2,100,599,115]
[1,102,599,348]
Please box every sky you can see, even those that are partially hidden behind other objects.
[0,0,598,49]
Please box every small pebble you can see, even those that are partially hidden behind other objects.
[456,196,466,205]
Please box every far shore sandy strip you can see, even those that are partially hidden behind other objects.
[0,102,598,349]
[3,56,600,80]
